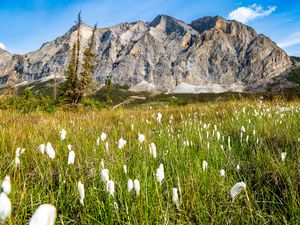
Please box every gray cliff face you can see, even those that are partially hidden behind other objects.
[0,15,292,92]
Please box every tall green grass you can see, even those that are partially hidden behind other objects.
[0,99,299,224]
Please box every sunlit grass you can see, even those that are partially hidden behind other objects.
[0,99,300,224]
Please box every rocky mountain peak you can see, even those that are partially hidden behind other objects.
[149,14,189,35]
[0,14,293,92]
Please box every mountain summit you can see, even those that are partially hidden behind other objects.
[0,15,292,92]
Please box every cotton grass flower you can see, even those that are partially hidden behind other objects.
[172,188,179,208]
[106,180,115,197]
[230,182,246,200]
[0,192,11,222]
[138,133,145,143]
[14,147,24,165]
[38,144,45,154]
[68,150,75,165]
[157,112,162,123]
[149,143,157,158]
[220,169,225,177]
[118,138,126,149]
[100,132,107,141]
[202,160,208,171]
[78,181,85,206]
[133,179,140,196]
[60,129,67,140]
[127,179,133,193]
[156,164,164,184]
[46,142,55,160]
[1,176,11,195]
[101,169,110,184]
[281,152,287,162]
[216,131,221,141]
[29,204,56,225]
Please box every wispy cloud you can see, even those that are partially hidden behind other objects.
[228,4,276,24]
[0,42,5,50]
[278,32,300,48]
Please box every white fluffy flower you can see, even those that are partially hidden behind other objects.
[68,150,75,165]
[46,142,55,160]
[138,133,145,143]
[100,132,107,141]
[157,112,162,123]
[29,204,56,225]
[14,147,24,165]
[127,179,133,193]
[241,126,246,133]
[101,169,110,184]
[78,181,85,205]
[149,143,157,158]
[172,188,179,208]
[216,131,221,141]
[230,182,246,200]
[202,160,208,171]
[1,176,11,195]
[118,138,126,149]
[38,144,45,154]
[220,169,225,177]
[123,165,127,174]
[281,152,287,162]
[0,193,11,222]
[106,180,115,197]
[156,164,164,184]
[133,179,140,196]
[60,129,67,140]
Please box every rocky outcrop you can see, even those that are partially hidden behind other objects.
[0,15,292,92]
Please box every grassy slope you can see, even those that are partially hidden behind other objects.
[0,99,299,224]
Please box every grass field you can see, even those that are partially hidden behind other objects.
[0,99,300,224]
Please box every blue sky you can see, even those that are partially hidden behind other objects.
[0,0,300,56]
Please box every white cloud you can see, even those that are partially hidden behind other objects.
[0,43,5,50]
[228,4,276,24]
[278,32,300,48]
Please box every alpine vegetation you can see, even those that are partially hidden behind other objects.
[0,100,299,224]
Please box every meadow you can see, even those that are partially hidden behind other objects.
[0,99,300,224]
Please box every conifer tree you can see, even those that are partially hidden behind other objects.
[63,12,97,104]
[63,12,81,104]
[76,23,97,103]
[64,43,77,102]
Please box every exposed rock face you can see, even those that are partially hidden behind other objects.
[0,15,292,92]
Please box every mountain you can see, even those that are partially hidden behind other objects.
[0,15,294,92]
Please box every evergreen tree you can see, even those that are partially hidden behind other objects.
[63,12,82,104]
[63,43,78,102]
[76,23,97,103]
[63,12,97,104]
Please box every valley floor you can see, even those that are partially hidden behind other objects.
[0,99,300,224]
